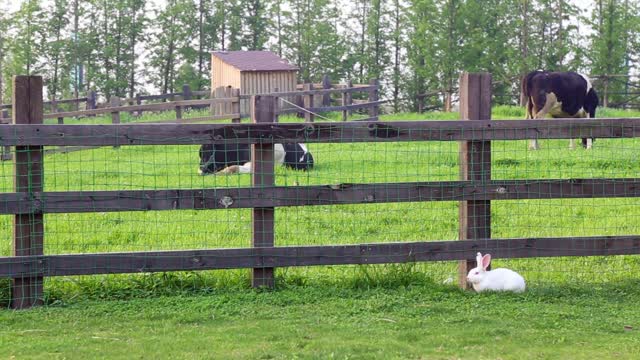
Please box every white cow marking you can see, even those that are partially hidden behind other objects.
[579,73,593,94]
[297,143,309,162]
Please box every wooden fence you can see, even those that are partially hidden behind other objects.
[2,73,639,309]
[0,81,380,160]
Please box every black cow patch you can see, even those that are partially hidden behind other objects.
[199,143,313,175]
[522,70,599,149]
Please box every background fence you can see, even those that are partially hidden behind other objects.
[0,80,380,160]
[1,73,639,309]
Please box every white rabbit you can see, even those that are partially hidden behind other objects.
[466,252,526,293]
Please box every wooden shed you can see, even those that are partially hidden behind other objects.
[211,51,299,115]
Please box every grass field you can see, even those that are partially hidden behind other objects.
[1,106,639,358]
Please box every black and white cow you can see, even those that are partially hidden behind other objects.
[198,143,314,175]
[522,70,599,150]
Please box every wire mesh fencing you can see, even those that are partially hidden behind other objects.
[1,74,640,308]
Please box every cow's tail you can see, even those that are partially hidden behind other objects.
[585,88,599,118]
[521,71,543,99]
[582,88,600,148]
[521,71,541,118]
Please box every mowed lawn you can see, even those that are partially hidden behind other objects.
[0,106,639,358]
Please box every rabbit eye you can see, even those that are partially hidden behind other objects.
[474,272,479,275]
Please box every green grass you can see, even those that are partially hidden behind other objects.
[1,278,639,359]
[1,105,640,358]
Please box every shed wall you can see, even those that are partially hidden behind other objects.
[211,54,299,116]
[240,71,297,115]
[211,56,242,90]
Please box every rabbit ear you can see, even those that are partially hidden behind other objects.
[476,252,483,267]
[482,254,491,270]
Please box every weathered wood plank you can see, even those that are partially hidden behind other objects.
[251,95,276,288]
[3,118,640,146]
[1,97,88,110]
[142,113,242,124]
[12,75,44,309]
[368,79,380,120]
[307,100,387,113]
[303,83,314,123]
[1,236,638,278]
[42,97,239,119]
[458,72,492,289]
[1,178,639,215]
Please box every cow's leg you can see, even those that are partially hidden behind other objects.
[584,138,593,149]
[525,99,541,150]
[533,93,557,119]
[569,138,577,150]
[215,162,252,175]
[529,139,540,150]
[530,93,559,150]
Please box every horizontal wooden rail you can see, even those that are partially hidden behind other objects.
[1,236,638,278]
[134,92,180,101]
[2,97,89,109]
[142,113,241,124]
[2,118,640,146]
[191,90,210,96]
[307,100,387,113]
[1,178,639,214]
[47,97,89,105]
[42,97,238,119]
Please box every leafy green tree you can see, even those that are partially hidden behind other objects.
[126,0,148,98]
[5,0,45,77]
[587,0,640,106]
[241,0,270,50]
[282,0,346,82]
[0,7,11,104]
[390,0,406,111]
[42,0,72,100]
[146,0,197,94]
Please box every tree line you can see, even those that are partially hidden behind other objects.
[0,0,638,111]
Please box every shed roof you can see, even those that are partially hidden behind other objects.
[212,51,299,72]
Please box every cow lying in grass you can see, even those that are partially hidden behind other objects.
[198,143,314,175]
[522,70,599,150]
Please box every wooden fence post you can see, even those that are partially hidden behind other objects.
[251,95,277,288]
[52,100,64,124]
[303,83,314,122]
[341,88,348,122]
[322,74,332,106]
[1,109,11,161]
[12,75,44,309]
[135,93,142,116]
[86,90,96,117]
[458,72,492,290]
[346,79,353,117]
[182,84,192,100]
[369,78,379,120]
[231,88,241,123]
[175,104,183,120]
[110,96,121,124]
[110,96,121,148]
[417,94,425,113]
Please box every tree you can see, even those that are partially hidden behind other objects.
[282,0,346,82]
[5,0,45,78]
[126,0,148,98]
[42,0,72,101]
[242,0,270,50]
[146,0,197,94]
[389,0,406,111]
[587,0,640,106]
